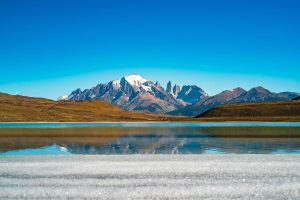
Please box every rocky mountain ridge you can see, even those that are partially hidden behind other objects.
[67,75,206,114]
[67,74,299,116]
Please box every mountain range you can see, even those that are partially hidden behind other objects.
[66,74,299,116]
[67,75,208,114]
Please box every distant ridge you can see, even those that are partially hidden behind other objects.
[169,87,299,116]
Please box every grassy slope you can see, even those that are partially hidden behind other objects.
[196,99,300,121]
[1,92,300,122]
[0,93,177,122]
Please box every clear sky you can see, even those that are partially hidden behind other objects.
[0,0,299,99]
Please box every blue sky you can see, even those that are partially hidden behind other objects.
[0,0,299,99]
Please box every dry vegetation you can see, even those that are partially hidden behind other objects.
[0,93,176,122]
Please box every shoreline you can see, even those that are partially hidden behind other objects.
[1,116,300,123]
[1,121,300,125]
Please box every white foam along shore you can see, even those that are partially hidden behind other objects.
[0,155,300,200]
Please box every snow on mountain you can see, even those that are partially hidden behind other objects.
[141,85,152,92]
[124,75,147,87]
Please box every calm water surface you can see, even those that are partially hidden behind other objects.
[0,122,300,155]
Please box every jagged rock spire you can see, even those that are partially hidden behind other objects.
[166,81,181,97]
[173,85,180,97]
[166,81,172,93]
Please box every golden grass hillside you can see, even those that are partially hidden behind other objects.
[0,93,175,122]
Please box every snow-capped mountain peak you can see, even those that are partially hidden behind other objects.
[67,74,209,113]
[66,74,298,115]
[124,74,147,87]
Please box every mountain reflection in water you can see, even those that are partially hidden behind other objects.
[65,136,300,154]
[1,126,300,155]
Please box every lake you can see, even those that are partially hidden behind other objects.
[1,122,300,155]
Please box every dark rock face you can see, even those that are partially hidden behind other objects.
[165,81,208,104]
[177,85,208,104]
[231,87,274,103]
[166,81,172,93]
[68,88,83,100]
[231,87,299,104]
[173,85,181,97]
